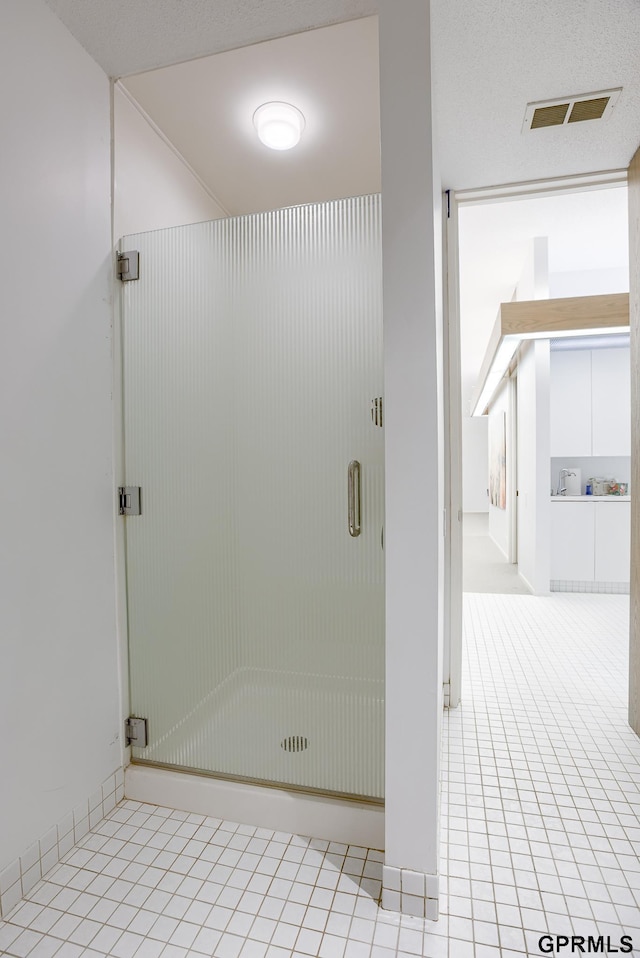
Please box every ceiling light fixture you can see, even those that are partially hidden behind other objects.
[253,101,305,151]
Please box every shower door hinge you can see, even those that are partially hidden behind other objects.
[118,486,141,516]
[125,717,148,748]
[370,397,383,427]
[117,250,139,282]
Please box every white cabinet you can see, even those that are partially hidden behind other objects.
[550,350,592,457]
[591,348,631,456]
[594,500,631,581]
[550,346,630,457]
[550,502,595,581]
[551,499,630,584]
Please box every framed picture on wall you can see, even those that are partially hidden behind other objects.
[489,411,506,510]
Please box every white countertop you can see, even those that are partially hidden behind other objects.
[550,495,630,501]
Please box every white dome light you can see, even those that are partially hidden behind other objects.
[253,101,305,151]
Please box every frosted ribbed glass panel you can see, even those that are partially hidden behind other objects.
[123,195,384,799]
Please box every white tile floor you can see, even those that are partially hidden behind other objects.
[1,592,639,957]
[444,593,640,956]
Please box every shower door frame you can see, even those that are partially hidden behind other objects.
[116,200,385,805]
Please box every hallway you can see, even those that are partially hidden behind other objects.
[441,592,639,954]
[462,515,530,595]
[1,593,637,957]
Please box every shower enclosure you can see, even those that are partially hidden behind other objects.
[121,194,384,800]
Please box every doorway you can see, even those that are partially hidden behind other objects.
[455,179,630,602]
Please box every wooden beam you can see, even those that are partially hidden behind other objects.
[471,292,630,416]
[501,292,629,335]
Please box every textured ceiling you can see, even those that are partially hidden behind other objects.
[42,0,376,78]
[430,0,640,189]
[43,0,640,190]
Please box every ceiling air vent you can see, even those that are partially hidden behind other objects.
[523,88,621,132]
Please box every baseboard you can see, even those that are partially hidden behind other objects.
[550,579,629,594]
[0,767,124,919]
[488,535,509,561]
[382,864,439,919]
[125,764,384,849]
[517,572,536,593]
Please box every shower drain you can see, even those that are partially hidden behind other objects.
[281,735,309,753]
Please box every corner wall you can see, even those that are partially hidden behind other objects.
[379,0,443,920]
[517,340,551,594]
[114,85,227,241]
[0,0,121,880]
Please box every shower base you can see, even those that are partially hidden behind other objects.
[135,668,384,801]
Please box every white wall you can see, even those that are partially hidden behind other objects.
[114,86,226,241]
[462,415,489,512]
[380,0,443,908]
[515,236,549,301]
[461,364,489,514]
[0,0,120,871]
[549,266,628,298]
[488,381,511,558]
[517,340,551,593]
[473,237,549,534]
[461,368,489,513]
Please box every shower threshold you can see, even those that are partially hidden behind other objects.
[132,667,384,802]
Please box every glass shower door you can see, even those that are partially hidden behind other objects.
[122,195,384,799]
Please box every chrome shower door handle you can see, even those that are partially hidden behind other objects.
[348,460,361,537]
